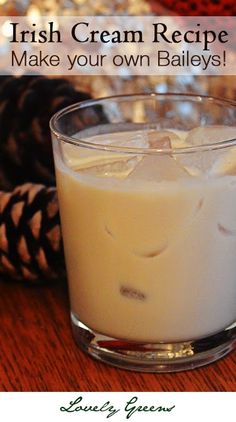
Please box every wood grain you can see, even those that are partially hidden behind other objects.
[0,278,235,392]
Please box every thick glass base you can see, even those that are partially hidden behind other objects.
[71,313,236,373]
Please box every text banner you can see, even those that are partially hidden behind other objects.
[0,16,235,75]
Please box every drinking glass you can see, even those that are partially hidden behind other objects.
[50,93,236,372]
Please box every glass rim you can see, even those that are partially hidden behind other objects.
[50,92,236,155]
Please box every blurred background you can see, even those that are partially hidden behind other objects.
[0,0,235,100]
[0,0,236,281]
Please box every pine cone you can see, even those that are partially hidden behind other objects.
[0,183,64,281]
[0,76,109,281]
[0,75,91,191]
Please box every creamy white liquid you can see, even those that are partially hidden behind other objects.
[54,128,236,342]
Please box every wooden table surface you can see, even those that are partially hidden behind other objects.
[0,277,235,392]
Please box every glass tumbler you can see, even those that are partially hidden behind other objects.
[50,93,236,372]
